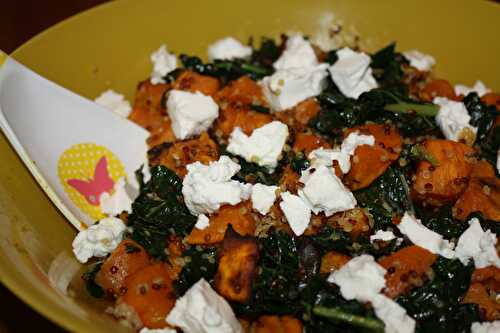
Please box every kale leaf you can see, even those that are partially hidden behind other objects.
[250,37,282,69]
[174,246,217,296]
[219,149,281,185]
[478,124,500,170]
[370,43,409,95]
[355,166,414,229]
[81,262,104,298]
[397,257,479,333]
[128,166,196,258]
[463,92,496,142]
[416,205,468,240]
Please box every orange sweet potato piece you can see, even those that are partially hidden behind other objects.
[379,245,437,299]
[186,202,256,245]
[275,98,321,131]
[481,92,500,111]
[172,70,220,96]
[120,263,176,328]
[149,132,219,178]
[214,228,259,303]
[216,75,267,106]
[325,208,371,239]
[216,106,272,137]
[146,118,176,148]
[453,177,500,221]
[128,80,170,131]
[320,251,350,274]
[413,139,475,206]
[279,166,300,194]
[472,266,500,293]
[463,283,500,321]
[95,240,150,297]
[343,124,402,190]
[253,315,303,333]
[293,132,331,155]
[419,79,457,102]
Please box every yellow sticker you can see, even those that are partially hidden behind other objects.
[57,143,126,221]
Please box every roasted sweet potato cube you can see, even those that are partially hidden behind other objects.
[320,251,350,274]
[215,75,267,106]
[128,80,170,131]
[149,132,219,178]
[419,79,457,102]
[253,315,303,333]
[412,139,475,205]
[472,266,500,293]
[343,124,402,190]
[275,98,321,132]
[378,245,437,298]
[214,227,259,303]
[293,132,331,155]
[119,263,176,328]
[279,166,300,194]
[186,202,256,245]
[146,118,176,148]
[172,70,220,96]
[325,208,371,239]
[95,239,150,297]
[453,177,500,221]
[463,283,500,321]
[215,106,272,137]
[481,92,500,111]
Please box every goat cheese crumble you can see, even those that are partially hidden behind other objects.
[279,191,312,236]
[94,89,132,118]
[403,50,436,72]
[370,230,401,243]
[434,97,477,143]
[455,80,491,97]
[182,156,251,216]
[99,177,133,217]
[273,35,318,70]
[194,214,210,230]
[455,218,500,268]
[150,45,177,85]
[471,321,500,333]
[139,327,176,333]
[72,217,127,263]
[298,165,356,217]
[166,90,219,140]
[207,37,252,62]
[227,121,289,171]
[397,212,455,259]
[251,183,278,215]
[328,255,416,333]
[328,47,378,99]
[261,65,329,111]
[166,279,243,333]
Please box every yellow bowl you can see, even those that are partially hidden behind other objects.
[1,0,499,332]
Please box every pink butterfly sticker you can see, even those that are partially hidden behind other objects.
[67,156,114,206]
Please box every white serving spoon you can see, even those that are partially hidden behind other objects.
[0,51,149,230]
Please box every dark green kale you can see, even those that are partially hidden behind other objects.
[81,262,104,298]
[174,246,217,296]
[397,257,479,333]
[324,49,339,65]
[249,104,271,114]
[219,149,280,185]
[250,37,282,69]
[355,166,414,229]
[127,166,196,258]
[163,68,184,83]
[416,205,468,240]
[479,126,500,170]
[289,151,311,173]
[463,92,496,142]
[370,43,409,95]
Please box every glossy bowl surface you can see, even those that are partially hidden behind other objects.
[1,0,499,331]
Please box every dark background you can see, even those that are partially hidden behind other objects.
[0,2,109,331]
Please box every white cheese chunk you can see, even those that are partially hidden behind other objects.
[94,89,132,118]
[72,217,127,263]
[195,214,210,230]
[227,121,289,171]
[298,165,356,217]
[251,183,278,215]
[166,90,219,140]
[166,279,243,333]
[455,218,500,268]
[279,191,312,236]
[273,35,318,70]
[403,50,436,72]
[139,327,176,333]
[182,156,251,216]
[260,65,328,111]
[150,45,177,85]
[341,132,376,155]
[328,255,416,333]
[308,147,350,173]
[455,80,491,97]
[471,321,500,333]
[328,47,378,99]
[434,97,477,143]
[397,212,455,259]
[370,230,401,243]
[99,177,133,217]
[207,37,252,62]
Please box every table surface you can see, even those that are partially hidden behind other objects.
[0,1,109,331]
